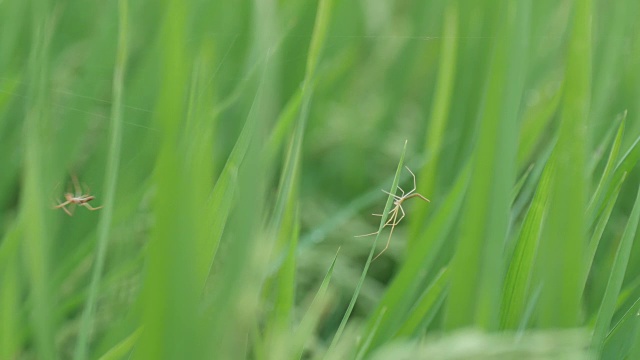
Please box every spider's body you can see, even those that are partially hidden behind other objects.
[54,176,103,216]
[356,166,430,260]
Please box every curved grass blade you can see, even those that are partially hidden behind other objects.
[591,185,640,353]
[97,327,142,360]
[293,249,340,359]
[582,173,627,293]
[587,113,626,226]
[203,58,269,286]
[603,296,640,359]
[392,268,450,339]
[501,154,553,330]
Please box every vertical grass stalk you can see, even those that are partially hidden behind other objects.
[73,1,128,359]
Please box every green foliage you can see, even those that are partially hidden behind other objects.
[2,0,640,359]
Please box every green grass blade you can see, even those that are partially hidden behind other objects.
[511,164,534,205]
[266,88,303,163]
[591,185,640,353]
[501,154,553,330]
[359,161,470,354]
[203,64,268,286]
[603,296,640,359]
[293,249,340,359]
[392,268,450,339]
[588,113,623,175]
[22,0,55,357]
[354,307,388,360]
[587,113,626,226]
[606,132,640,207]
[582,172,627,293]
[516,83,562,168]
[538,0,592,328]
[327,140,408,354]
[135,0,200,357]
[446,0,530,330]
[74,1,128,358]
[0,221,23,359]
[409,3,458,246]
[97,327,142,360]
[263,0,334,345]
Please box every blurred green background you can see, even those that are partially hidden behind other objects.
[2,0,640,359]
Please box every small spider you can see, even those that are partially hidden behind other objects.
[356,166,430,260]
[54,175,103,216]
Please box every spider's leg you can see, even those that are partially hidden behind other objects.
[381,189,401,200]
[406,193,430,202]
[355,230,380,237]
[82,203,104,211]
[397,186,405,197]
[373,210,398,261]
[59,205,73,216]
[404,166,417,196]
[54,199,73,209]
[393,205,406,225]
[357,207,399,237]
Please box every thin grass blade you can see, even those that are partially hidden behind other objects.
[591,185,640,353]
[326,140,408,354]
[74,1,128,358]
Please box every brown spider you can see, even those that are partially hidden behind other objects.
[356,166,430,260]
[54,175,103,216]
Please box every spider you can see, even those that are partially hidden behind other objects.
[356,166,430,260]
[54,175,103,216]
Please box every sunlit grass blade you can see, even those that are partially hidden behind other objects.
[74,1,128,358]
[135,0,201,357]
[538,0,591,328]
[446,0,529,330]
[327,140,408,355]
[591,185,640,353]
[501,154,553,330]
